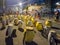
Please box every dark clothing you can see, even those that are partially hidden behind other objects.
[55,10,60,21]
[56,16,59,20]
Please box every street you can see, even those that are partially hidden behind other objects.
[0,24,49,45]
[0,17,49,45]
[0,17,60,45]
[0,0,60,45]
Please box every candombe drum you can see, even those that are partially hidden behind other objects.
[21,15,24,21]
[45,19,52,28]
[23,21,33,33]
[14,18,19,26]
[26,20,30,26]
[17,15,21,20]
[18,20,24,32]
[23,26,36,45]
[36,22,43,31]
[26,21,33,27]
[33,20,37,27]
[24,16,28,25]
[30,16,35,24]
[18,20,23,28]
[42,20,52,38]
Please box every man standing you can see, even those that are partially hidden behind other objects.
[54,2,60,21]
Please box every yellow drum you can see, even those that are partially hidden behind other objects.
[17,15,21,20]
[23,26,35,42]
[21,15,25,21]
[14,18,19,25]
[33,20,37,27]
[45,20,52,28]
[18,20,23,28]
[30,17,35,24]
[36,22,43,31]
[24,16,28,25]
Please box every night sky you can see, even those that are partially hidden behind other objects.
[6,0,44,6]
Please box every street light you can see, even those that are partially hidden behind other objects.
[19,3,22,6]
[18,3,23,13]
[3,0,6,14]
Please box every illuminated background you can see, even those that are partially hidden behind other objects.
[0,0,60,13]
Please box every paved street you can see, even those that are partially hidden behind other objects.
[0,17,60,45]
[0,0,60,45]
[0,24,49,45]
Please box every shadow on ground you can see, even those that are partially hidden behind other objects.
[5,29,17,45]
[11,29,17,38]
[24,41,38,45]
[18,28,24,32]
[5,37,13,45]
[51,27,60,30]
[0,27,6,30]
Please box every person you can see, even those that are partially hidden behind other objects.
[54,2,60,21]
[1,15,6,29]
[23,21,36,45]
[54,10,59,21]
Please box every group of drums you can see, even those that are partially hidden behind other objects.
[1,14,56,45]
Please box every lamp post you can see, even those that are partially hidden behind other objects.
[19,3,23,14]
[0,0,3,14]
[3,0,6,14]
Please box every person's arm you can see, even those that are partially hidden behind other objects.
[54,9,58,15]
[55,11,58,15]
